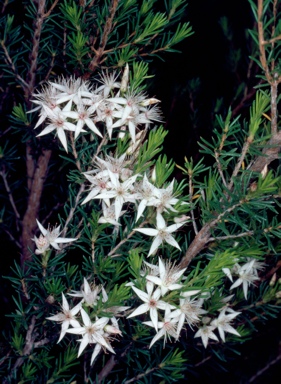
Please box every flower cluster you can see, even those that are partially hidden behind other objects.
[127,258,241,349]
[47,278,128,365]
[223,258,265,299]
[82,156,188,254]
[30,66,162,152]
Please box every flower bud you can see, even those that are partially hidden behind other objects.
[104,325,122,335]
[151,166,156,182]
[174,215,190,223]
[269,273,277,286]
[140,98,161,106]
[118,126,127,139]
[120,63,129,92]
[46,295,55,304]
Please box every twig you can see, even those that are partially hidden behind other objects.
[179,201,242,269]
[215,151,228,189]
[108,220,148,257]
[0,41,29,89]
[60,183,86,238]
[21,279,30,300]
[0,168,21,231]
[124,367,158,384]
[227,139,251,191]
[95,355,117,382]
[43,53,56,83]
[257,0,272,83]
[70,133,82,172]
[91,135,108,164]
[208,230,254,242]
[7,316,37,379]
[43,0,59,19]
[86,0,120,76]
[94,343,132,383]
[188,171,198,235]
[248,351,281,383]
[25,0,46,100]
[194,355,212,367]
[262,34,281,45]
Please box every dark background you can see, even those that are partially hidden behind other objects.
[150,1,281,382]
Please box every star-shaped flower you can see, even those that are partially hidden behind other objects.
[135,212,187,256]
[194,325,219,348]
[66,308,114,357]
[46,293,81,342]
[167,292,203,335]
[143,307,179,348]
[92,170,138,220]
[135,174,157,221]
[211,308,240,342]
[36,106,76,152]
[127,282,170,330]
[145,258,186,296]
[34,219,77,253]
[68,277,101,307]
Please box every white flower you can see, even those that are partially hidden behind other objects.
[34,219,77,252]
[82,173,112,205]
[145,258,186,296]
[211,308,240,342]
[36,106,76,152]
[46,293,81,342]
[50,76,92,106]
[92,170,138,220]
[135,174,157,221]
[152,180,181,213]
[98,202,125,226]
[68,277,101,307]
[143,307,179,348]
[127,283,170,330]
[135,212,187,256]
[95,70,121,97]
[63,103,102,139]
[33,234,50,255]
[93,154,132,181]
[230,259,260,299]
[194,325,219,348]
[30,84,62,128]
[66,308,115,357]
[167,292,204,335]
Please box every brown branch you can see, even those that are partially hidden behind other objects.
[26,142,35,191]
[249,130,281,172]
[248,351,281,383]
[86,0,120,77]
[95,355,117,383]
[0,168,21,230]
[43,0,59,19]
[257,0,272,83]
[60,183,86,238]
[263,34,281,45]
[25,0,46,101]
[21,149,52,266]
[0,41,29,89]
[3,316,37,383]
[124,367,158,384]
[188,171,198,235]
[179,199,244,269]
